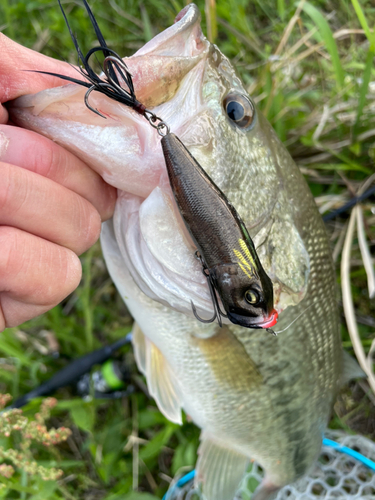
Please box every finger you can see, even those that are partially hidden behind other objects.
[0,162,102,255]
[0,34,82,102]
[0,34,82,123]
[0,125,116,221]
[0,226,82,330]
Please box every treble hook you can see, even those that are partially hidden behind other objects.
[103,55,133,95]
[191,251,226,327]
[84,85,107,119]
[191,301,218,324]
[191,274,223,326]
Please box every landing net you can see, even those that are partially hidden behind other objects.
[165,431,375,499]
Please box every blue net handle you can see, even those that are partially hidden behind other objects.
[322,437,375,471]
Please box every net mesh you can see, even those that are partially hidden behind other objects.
[166,431,375,500]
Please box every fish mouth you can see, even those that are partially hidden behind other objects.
[122,4,209,112]
[227,309,278,329]
[134,4,206,58]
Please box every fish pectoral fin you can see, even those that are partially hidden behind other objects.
[139,333,182,425]
[132,323,183,424]
[340,350,366,385]
[195,432,248,500]
[132,323,147,375]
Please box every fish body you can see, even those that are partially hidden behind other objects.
[11,4,342,499]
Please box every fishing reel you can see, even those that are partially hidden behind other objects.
[77,358,134,400]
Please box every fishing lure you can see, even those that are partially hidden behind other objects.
[43,0,278,330]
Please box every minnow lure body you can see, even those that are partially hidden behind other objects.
[161,133,277,329]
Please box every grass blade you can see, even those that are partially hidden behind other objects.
[140,3,153,42]
[351,0,375,45]
[341,207,375,395]
[356,205,375,299]
[278,0,285,20]
[301,2,345,90]
[354,46,375,134]
[205,0,217,43]
[350,0,375,135]
[275,0,306,57]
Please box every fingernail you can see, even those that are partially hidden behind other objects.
[0,131,9,159]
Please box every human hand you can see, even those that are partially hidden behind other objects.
[0,34,117,330]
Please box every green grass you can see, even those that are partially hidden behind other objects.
[0,0,374,498]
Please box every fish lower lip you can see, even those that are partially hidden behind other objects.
[257,310,278,329]
[226,310,278,329]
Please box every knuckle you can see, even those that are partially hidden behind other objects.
[29,138,55,177]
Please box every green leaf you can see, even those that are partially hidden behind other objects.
[0,478,36,495]
[349,142,361,156]
[29,480,57,499]
[301,2,345,90]
[70,404,95,433]
[0,331,32,366]
[172,441,196,475]
[138,409,168,430]
[140,425,176,461]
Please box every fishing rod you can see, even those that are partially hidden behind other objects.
[5,334,133,410]
[322,184,375,222]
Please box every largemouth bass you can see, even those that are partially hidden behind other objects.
[11,4,343,499]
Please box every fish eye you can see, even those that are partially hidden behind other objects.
[223,93,255,129]
[245,289,260,305]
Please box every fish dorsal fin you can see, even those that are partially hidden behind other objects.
[195,432,248,500]
[341,350,366,386]
[132,323,183,425]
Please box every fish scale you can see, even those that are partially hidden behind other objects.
[11,3,343,498]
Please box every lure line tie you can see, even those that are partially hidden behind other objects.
[144,110,170,136]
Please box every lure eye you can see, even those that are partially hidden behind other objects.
[223,93,255,129]
[245,289,260,305]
